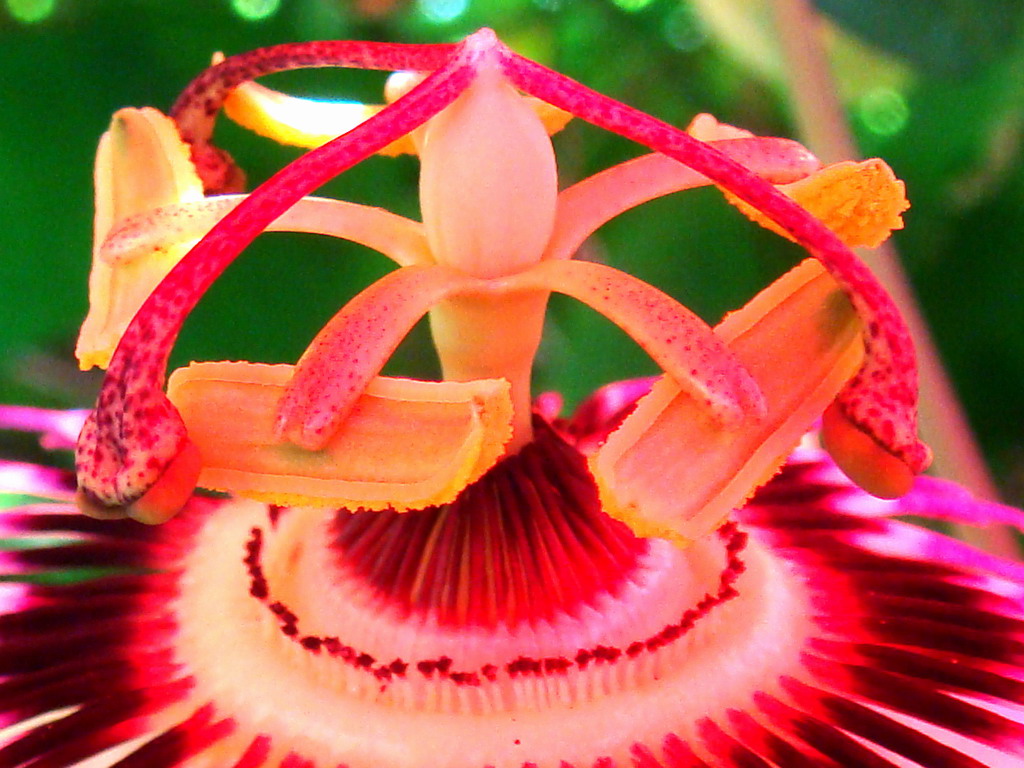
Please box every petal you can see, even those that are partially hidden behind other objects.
[560,377,657,454]
[166,361,513,511]
[276,264,477,450]
[899,475,1024,530]
[507,258,766,428]
[725,158,910,249]
[590,259,864,544]
[0,405,87,452]
[9,436,1024,766]
[0,461,76,501]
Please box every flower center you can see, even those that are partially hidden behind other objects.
[167,422,816,767]
[328,420,646,628]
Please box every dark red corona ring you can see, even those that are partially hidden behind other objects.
[5,415,1024,766]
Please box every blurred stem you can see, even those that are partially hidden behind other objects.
[770,0,1019,557]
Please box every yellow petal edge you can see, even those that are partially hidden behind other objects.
[167,362,514,511]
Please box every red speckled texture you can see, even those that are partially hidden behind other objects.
[75,41,480,514]
[171,40,458,193]
[499,47,929,475]
[276,264,471,449]
[511,259,765,427]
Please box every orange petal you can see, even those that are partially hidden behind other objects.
[167,362,513,510]
[726,159,909,249]
[589,259,864,545]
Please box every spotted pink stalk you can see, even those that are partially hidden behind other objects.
[546,137,822,262]
[170,39,458,193]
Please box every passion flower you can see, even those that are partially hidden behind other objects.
[3,28,1023,768]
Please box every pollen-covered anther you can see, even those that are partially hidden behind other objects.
[725,158,910,249]
[168,361,513,511]
[503,258,767,429]
[590,260,865,544]
[222,68,417,156]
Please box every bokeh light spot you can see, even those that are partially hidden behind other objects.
[857,88,910,138]
[6,0,56,23]
[612,0,656,10]
[416,0,468,24]
[229,0,281,22]
[663,2,707,52]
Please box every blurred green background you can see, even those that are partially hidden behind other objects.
[1,0,1022,503]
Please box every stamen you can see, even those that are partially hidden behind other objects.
[726,158,910,249]
[77,39,482,520]
[501,50,930,477]
[505,258,766,428]
[590,260,863,544]
[222,77,417,156]
[168,362,514,511]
